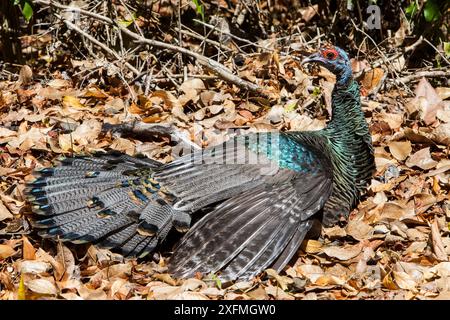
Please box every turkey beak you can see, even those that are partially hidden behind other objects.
[301,53,323,65]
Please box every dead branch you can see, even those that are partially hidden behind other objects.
[355,36,425,79]
[35,0,267,96]
[395,70,450,84]
[192,18,275,52]
[61,17,140,76]
[174,27,233,53]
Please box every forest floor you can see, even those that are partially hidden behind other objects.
[0,0,449,300]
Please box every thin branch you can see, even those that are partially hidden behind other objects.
[174,27,233,53]
[35,0,267,96]
[423,37,450,66]
[394,70,450,84]
[355,36,424,78]
[192,18,275,52]
[62,18,140,76]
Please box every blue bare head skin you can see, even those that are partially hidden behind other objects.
[302,46,353,88]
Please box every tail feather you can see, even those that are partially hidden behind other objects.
[28,152,180,256]
[120,233,157,257]
[98,223,137,249]
[271,221,312,272]
[70,214,136,244]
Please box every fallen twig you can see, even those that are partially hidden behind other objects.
[174,27,233,53]
[61,17,140,76]
[394,70,450,84]
[192,18,275,52]
[355,36,425,79]
[35,0,267,96]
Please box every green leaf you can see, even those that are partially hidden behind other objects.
[117,13,136,28]
[444,42,450,58]
[423,0,441,22]
[192,0,205,21]
[312,87,321,97]
[284,102,298,113]
[209,273,222,289]
[405,1,418,17]
[15,0,33,22]
[22,1,33,21]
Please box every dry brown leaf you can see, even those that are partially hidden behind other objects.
[200,287,226,298]
[298,4,319,22]
[431,220,448,262]
[361,68,384,93]
[433,123,450,146]
[264,283,294,300]
[18,65,33,85]
[47,79,70,89]
[26,278,58,295]
[393,271,417,291]
[314,274,345,286]
[323,243,362,261]
[388,141,412,161]
[238,109,253,121]
[346,219,374,240]
[110,137,136,155]
[265,269,293,291]
[435,87,450,100]
[0,200,13,221]
[0,128,17,138]
[180,278,207,291]
[150,284,182,300]
[409,78,444,125]
[55,243,76,281]
[180,78,206,94]
[437,108,450,123]
[22,236,36,260]
[71,119,102,145]
[35,248,65,279]
[63,95,86,110]
[77,284,107,300]
[174,291,210,300]
[58,133,73,152]
[0,244,16,259]
[7,127,51,151]
[83,86,109,99]
[102,263,132,279]
[301,239,322,254]
[406,147,438,170]
[153,273,178,286]
[172,105,189,122]
[228,281,254,291]
[393,15,410,47]
[110,278,131,299]
[380,202,408,221]
[322,225,347,239]
[382,273,399,290]
[246,286,269,300]
[60,292,83,300]
[296,264,324,283]
[18,260,51,274]
[370,176,407,193]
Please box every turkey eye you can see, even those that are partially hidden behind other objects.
[325,51,337,60]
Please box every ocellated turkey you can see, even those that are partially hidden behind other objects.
[27,46,375,281]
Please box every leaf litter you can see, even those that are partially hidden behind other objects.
[0,15,449,302]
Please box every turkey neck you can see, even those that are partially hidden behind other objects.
[321,78,374,220]
[326,79,366,134]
